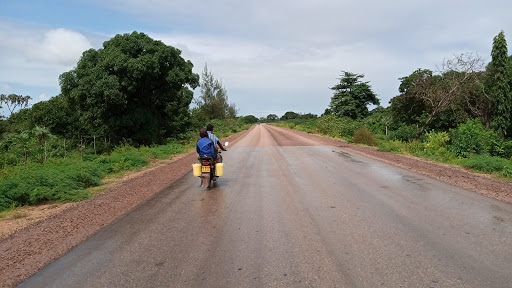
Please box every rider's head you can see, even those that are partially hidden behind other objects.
[207,124,214,132]
[199,128,208,138]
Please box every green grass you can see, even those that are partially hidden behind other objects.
[455,155,512,177]
[0,141,187,211]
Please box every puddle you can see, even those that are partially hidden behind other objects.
[332,150,365,164]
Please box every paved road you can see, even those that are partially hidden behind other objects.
[19,125,512,287]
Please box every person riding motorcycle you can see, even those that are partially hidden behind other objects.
[196,128,215,159]
[206,123,227,162]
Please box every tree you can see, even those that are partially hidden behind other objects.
[300,113,318,119]
[280,111,299,120]
[392,54,483,139]
[0,94,31,117]
[364,106,393,135]
[329,71,379,119]
[240,115,258,124]
[59,31,199,146]
[487,31,511,136]
[266,114,279,122]
[390,69,431,126]
[194,64,237,121]
[458,71,493,129]
[23,94,80,138]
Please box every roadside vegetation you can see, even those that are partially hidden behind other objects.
[0,32,253,213]
[274,31,512,180]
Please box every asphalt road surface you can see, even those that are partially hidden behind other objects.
[18,124,512,288]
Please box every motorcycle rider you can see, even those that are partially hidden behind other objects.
[196,128,215,159]
[206,123,227,163]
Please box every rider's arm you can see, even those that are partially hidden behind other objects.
[217,141,227,151]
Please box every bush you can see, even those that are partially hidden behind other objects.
[401,140,424,155]
[353,128,378,146]
[0,161,101,211]
[488,139,512,159]
[457,155,512,177]
[315,115,363,139]
[389,125,418,142]
[378,140,402,152]
[449,119,500,157]
[316,115,342,137]
[504,141,512,159]
[423,131,450,155]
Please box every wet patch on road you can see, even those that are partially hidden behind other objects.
[332,150,365,165]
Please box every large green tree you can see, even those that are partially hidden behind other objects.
[280,111,300,120]
[390,69,431,126]
[329,71,380,119]
[487,31,511,136]
[390,54,482,138]
[266,114,279,122]
[59,31,199,145]
[28,94,80,138]
[194,64,237,121]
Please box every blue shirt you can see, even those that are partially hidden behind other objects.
[207,131,219,149]
[196,137,215,157]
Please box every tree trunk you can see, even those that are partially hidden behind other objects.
[80,138,84,160]
[415,113,436,140]
[43,140,47,166]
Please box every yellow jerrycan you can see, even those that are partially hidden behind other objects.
[215,163,224,176]
[192,163,201,177]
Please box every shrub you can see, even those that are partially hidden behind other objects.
[504,141,512,159]
[378,140,402,152]
[449,119,500,157]
[457,155,512,177]
[353,128,378,146]
[0,161,100,211]
[389,125,418,142]
[316,115,343,137]
[488,139,512,159]
[424,131,450,154]
[401,140,424,155]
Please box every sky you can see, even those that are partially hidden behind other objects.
[0,0,510,118]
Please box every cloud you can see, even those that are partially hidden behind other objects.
[38,93,51,101]
[0,21,94,90]
[26,28,92,65]
[2,0,511,117]
[0,83,12,93]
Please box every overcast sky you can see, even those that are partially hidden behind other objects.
[0,0,510,118]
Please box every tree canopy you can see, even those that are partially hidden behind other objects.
[280,111,300,120]
[194,64,237,122]
[266,114,279,122]
[390,54,484,138]
[488,31,512,135]
[59,31,199,145]
[0,94,31,117]
[329,72,380,119]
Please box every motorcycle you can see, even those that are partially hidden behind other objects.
[194,142,228,188]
